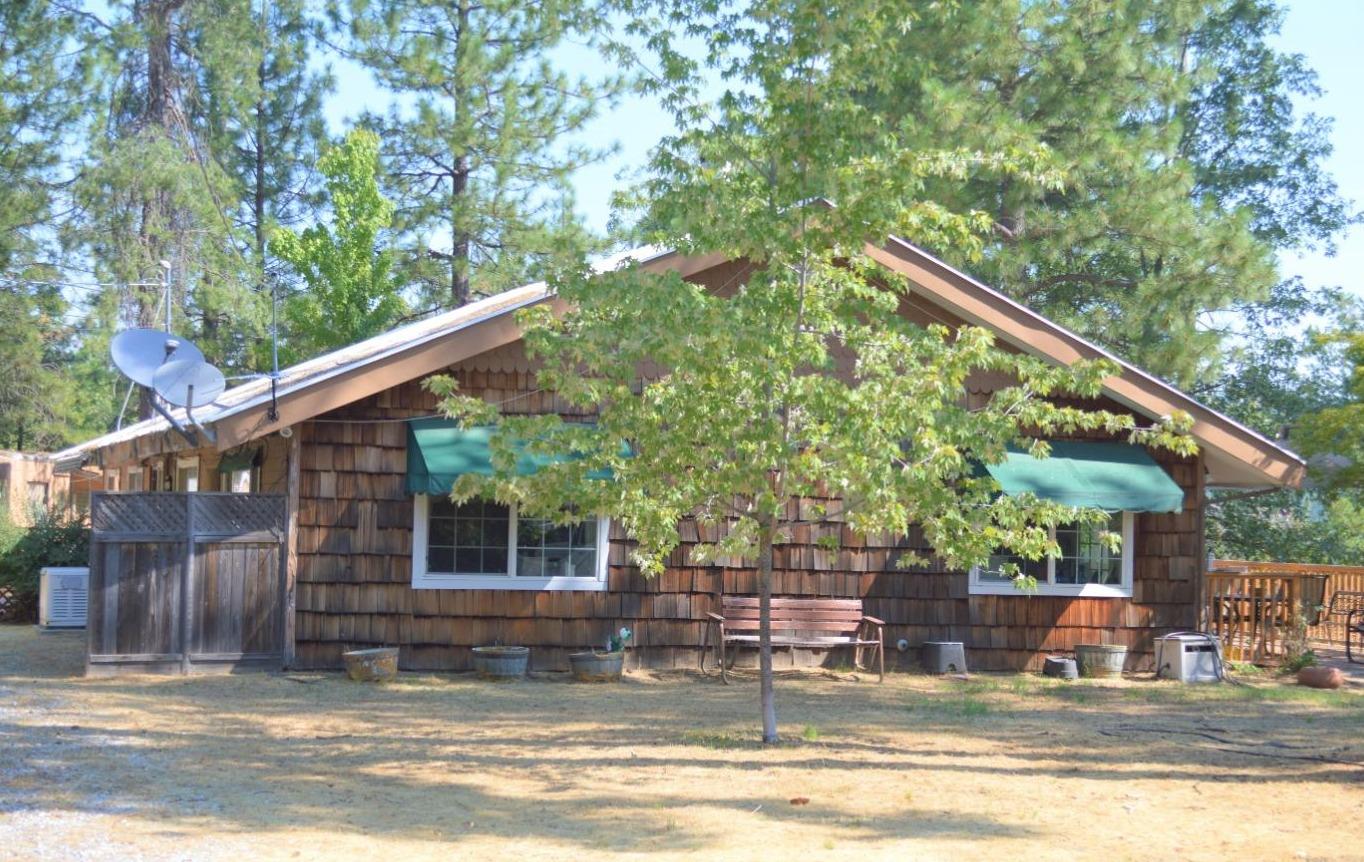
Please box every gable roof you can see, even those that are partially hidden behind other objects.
[53,240,1303,489]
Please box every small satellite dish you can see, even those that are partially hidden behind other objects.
[111,329,204,387]
[152,358,225,408]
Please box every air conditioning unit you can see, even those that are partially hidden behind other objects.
[1155,633,1222,683]
[39,567,89,629]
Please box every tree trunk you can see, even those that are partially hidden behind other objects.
[757,515,778,744]
[450,160,470,307]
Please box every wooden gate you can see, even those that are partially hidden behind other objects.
[87,492,287,675]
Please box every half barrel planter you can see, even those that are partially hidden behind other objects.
[1074,644,1128,678]
[472,646,530,680]
[569,650,625,682]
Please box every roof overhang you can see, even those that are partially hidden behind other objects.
[865,236,1304,489]
[54,237,1304,489]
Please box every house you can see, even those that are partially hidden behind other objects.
[51,237,1304,674]
[0,450,101,525]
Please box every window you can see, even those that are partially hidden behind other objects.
[228,468,256,493]
[26,481,48,510]
[148,462,164,492]
[104,472,118,491]
[175,457,199,492]
[125,467,144,492]
[412,495,609,591]
[969,512,1135,598]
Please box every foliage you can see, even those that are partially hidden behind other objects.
[874,0,1354,388]
[0,507,91,621]
[273,130,407,363]
[271,129,403,362]
[1296,334,1364,496]
[329,0,622,307]
[433,0,1195,743]
[606,626,632,653]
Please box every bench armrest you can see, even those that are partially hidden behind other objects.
[861,615,885,627]
[706,612,726,623]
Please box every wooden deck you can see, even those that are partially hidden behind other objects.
[1203,559,1356,665]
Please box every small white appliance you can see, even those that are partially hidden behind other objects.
[39,566,89,629]
[1155,632,1222,683]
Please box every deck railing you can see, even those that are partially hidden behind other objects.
[1204,560,1344,663]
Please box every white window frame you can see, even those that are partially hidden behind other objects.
[125,467,144,492]
[411,494,610,591]
[175,456,200,492]
[969,512,1135,598]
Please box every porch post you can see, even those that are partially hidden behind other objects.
[283,427,301,668]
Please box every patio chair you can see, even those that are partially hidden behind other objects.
[1325,591,1364,652]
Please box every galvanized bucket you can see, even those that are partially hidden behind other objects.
[472,646,529,680]
[1074,644,1127,678]
[569,650,625,682]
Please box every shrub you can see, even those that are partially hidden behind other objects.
[0,506,90,622]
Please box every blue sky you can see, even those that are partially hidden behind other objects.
[1274,0,1363,295]
[322,1,1363,295]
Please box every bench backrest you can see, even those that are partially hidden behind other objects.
[1327,590,1364,615]
[719,596,863,634]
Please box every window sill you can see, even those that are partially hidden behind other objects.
[969,582,1131,599]
[413,574,608,591]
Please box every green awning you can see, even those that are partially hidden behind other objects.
[216,447,261,473]
[981,440,1184,513]
[405,419,611,495]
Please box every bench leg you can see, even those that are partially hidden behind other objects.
[719,636,729,685]
[699,624,710,675]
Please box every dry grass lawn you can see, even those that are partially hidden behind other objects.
[2,625,1362,861]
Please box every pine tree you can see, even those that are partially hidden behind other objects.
[0,0,84,448]
[194,0,331,278]
[329,0,622,309]
[876,0,1351,387]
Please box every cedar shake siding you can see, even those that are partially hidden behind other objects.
[289,343,1204,673]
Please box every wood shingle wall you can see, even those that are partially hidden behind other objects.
[291,344,1204,673]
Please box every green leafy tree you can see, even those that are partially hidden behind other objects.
[273,129,406,363]
[434,0,1194,743]
[328,0,621,308]
[1199,282,1364,564]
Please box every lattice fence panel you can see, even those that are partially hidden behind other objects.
[92,493,189,535]
[193,494,286,536]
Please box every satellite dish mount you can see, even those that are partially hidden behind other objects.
[110,328,225,447]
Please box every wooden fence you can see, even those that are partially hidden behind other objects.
[87,492,286,675]
[1203,559,1354,664]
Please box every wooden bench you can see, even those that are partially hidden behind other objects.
[702,596,885,683]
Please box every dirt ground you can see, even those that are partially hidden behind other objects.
[2,626,1362,862]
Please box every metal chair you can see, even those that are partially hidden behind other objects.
[1320,589,1364,649]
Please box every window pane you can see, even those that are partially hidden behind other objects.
[515,514,599,579]
[428,546,454,573]
[455,547,482,573]
[429,518,455,545]
[570,549,597,579]
[455,517,482,545]
[484,547,508,574]
[517,551,545,579]
[1054,514,1123,585]
[426,497,510,575]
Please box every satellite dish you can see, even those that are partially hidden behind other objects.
[111,329,205,387]
[152,358,225,408]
